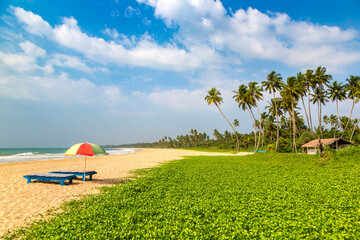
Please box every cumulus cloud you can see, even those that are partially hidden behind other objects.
[13,6,220,72]
[137,0,360,70]
[0,41,45,72]
[12,6,52,37]
[0,71,125,105]
[12,3,360,72]
[8,1,360,84]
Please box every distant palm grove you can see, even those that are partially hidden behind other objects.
[129,66,360,153]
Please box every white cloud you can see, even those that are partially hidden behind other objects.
[13,7,220,72]
[0,41,45,72]
[102,27,120,39]
[137,0,360,71]
[0,72,125,106]
[12,6,52,37]
[10,3,360,74]
[48,54,99,73]
[125,6,141,17]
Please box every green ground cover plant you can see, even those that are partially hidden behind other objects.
[5,153,360,239]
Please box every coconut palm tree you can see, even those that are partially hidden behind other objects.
[248,82,264,150]
[205,87,240,152]
[350,118,360,141]
[327,81,346,137]
[233,119,239,128]
[323,115,329,129]
[281,76,302,153]
[328,114,338,138]
[262,71,283,151]
[266,98,284,119]
[296,72,311,133]
[213,129,220,141]
[304,69,316,133]
[339,116,349,132]
[342,75,360,138]
[314,66,332,89]
[310,87,329,139]
[233,84,257,150]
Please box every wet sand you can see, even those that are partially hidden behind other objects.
[0,148,251,235]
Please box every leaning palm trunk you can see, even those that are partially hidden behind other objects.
[288,112,293,152]
[257,123,261,150]
[335,99,339,138]
[350,118,360,141]
[301,97,311,132]
[246,105,257,151]
[342,99,355,138]
[255,101,263,150]
[308,87,314,133]
[215,103,240,152]
[291,102,297,153]
[250,108,260,152]
[318,99,323,138]
[273,92,280,152]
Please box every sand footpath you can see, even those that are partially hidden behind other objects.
[0,148,251,235]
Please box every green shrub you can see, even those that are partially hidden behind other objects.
[266,143,276,152]
[335,145,360,157]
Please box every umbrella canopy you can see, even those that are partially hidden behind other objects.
[64,143,107,181]
[65,143,107,156]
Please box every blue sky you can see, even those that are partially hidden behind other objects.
[0,0,360,147]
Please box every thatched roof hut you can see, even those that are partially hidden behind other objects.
[301,138,354,154]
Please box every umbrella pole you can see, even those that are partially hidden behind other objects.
[84,155,87,181]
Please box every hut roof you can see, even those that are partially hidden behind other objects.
[301,138,354,148]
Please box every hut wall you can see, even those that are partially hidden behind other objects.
[338,144,352,149]
[307,148,317,154]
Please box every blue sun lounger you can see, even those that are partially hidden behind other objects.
[50,170,97,181]
[23,173,77,186]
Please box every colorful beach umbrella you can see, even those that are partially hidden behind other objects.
[64,143,107,180]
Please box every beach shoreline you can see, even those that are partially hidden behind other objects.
[0,148,251,236]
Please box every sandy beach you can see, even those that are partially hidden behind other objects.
[0,148,251,235]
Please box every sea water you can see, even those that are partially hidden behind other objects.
[0,148,137,164]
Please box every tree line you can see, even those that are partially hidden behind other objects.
[122,66,360,152]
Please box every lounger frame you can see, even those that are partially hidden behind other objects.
[50,170,97,181]
[23,173,77,186]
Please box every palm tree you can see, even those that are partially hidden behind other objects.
[310,87,329,139]
[281,76,302,153]
[314,66,332,89]
[328,114,337,138]
[327,81,346,137]
[233,84,257,150]
[304,69,316,133]
[339,116,349,132]
[266,98,283,118]
[248,82,264,150]
[205,87,240,152]
[213,129,220,141]
[281,94,295,151]
[342,75,360,138]
[262,71,283,151]
[296,72,311,133]
[233,119,239,128]
[323,115,329,129]
[350,118,360,141]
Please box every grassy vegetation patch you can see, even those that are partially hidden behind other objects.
[5,153,360,239]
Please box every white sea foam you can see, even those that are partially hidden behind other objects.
[0,148,137,164]
[106,148,137,155]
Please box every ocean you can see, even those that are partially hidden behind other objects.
[0,148,137,164]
